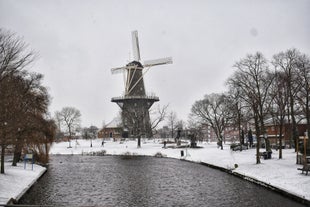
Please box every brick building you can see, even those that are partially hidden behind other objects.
[98,118,123,139]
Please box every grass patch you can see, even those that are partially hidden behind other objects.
[121,151,134,159]
[154,152,166,158]
[82,150,106,156]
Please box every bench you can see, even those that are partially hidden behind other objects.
[257,151,272,160]
[297,165,310,175]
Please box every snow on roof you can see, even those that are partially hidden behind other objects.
[265,115,307,126]
[103,117,122,129]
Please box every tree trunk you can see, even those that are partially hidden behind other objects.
[289,88,298,150]
[12,142,23,166]
[279,123,283,159]
[254,115,261,164]
[1,144,5,174]
[279,135,283,159]
[68,127,72,148]
[137,136,141,148]
[45,141,49,164]
[221,140,223,150]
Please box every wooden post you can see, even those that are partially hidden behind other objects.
[297,137,299,164]
[304,136,307,166]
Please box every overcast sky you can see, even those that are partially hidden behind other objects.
[1,0,309,128]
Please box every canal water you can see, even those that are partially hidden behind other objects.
[19,155,304,207]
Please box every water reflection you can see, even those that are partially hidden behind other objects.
[19,155,305,207]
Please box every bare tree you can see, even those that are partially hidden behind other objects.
[54,111,64,140]
[81,125,98,147]
[0,62,53,171]
[225,87,250,147]
[295,53,310,150]
[150,104,169,133]
[167,111,178,139]
[191,93,230,150]
[10,72,51,166]
[187,118,205,142]
[227,52,273,163]
[0,29,36,174]
[20,116,56,165]
[0,29,35,82]
[268,71,289,159]
[55,107,81,148]
[272,49,302,149]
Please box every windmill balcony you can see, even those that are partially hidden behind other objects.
[111,95,159,102]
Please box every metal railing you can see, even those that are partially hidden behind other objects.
[111,95,159,102]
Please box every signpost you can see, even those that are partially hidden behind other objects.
[24,154,34,170]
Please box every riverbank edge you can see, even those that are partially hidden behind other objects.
[6,165,47,205]
[196,160,310,206]
[107,153,310,206]
[12,153,308,206]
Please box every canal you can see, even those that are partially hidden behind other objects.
[19,155,304,207]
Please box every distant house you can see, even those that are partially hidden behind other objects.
[264,115,308,148]
[98,118,123,139]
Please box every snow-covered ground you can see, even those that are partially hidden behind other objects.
[0,161,46,204]
[1,138,309,205]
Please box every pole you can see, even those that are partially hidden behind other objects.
[304,136,307,166]
[296,137,299,164]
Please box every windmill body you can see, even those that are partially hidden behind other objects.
[111,31,172,138]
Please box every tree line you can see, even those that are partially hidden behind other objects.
[190,49,310,164]
[0,29,56,174]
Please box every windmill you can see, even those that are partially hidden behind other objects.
[111,30,172,139]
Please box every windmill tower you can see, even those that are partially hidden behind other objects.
[111,30,172,138]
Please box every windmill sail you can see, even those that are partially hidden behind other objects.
[143,57,173,67]
[132,30,141,61]
[111,66,126,74]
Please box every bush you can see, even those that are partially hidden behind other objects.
[154,152,166,158]
[121,151,134,159]
[82,150,106,156]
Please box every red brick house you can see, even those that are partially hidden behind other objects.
[98,118,123,139]
[264,116,308,148]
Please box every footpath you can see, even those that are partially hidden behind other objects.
[0,138,309,205]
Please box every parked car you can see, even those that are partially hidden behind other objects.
[230,143,248,151]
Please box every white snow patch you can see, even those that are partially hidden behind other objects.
[0,162,46,204]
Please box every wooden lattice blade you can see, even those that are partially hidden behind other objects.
[143,57,173,67]
[132,30,141,61]
[111,66,126,74]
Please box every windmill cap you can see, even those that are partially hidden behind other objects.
[126,61,143,68]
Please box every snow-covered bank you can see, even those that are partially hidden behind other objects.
[0,162,46,205]
[51,138,310,204]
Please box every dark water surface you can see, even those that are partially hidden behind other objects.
[19,155,304,207]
